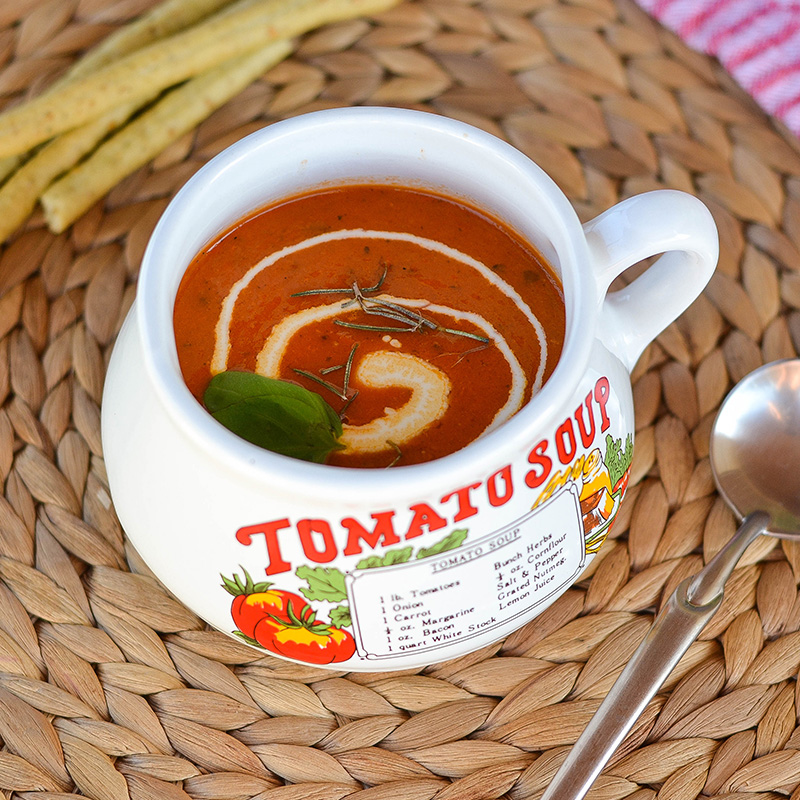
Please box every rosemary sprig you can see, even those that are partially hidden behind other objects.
[343,343,358,394]
[291,287,353,297]
[440,327,492,342]
[339,389,359,418]
[363,263,388,293]
[294,265,491,343]
[335,321,416,333]
[292,368,348,400]
[301,265,387,301]
[450,342,490,366]
[368,297,436,329]
[358,301,415,321]
[358,301,428,330]
[386,440,402,468]
[360,283,489,342]
[292,343,359,417]
[342,280,371,311]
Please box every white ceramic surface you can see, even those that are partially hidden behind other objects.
[102,107,718,669]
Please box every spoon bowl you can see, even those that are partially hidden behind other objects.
[542,358,800,800]
[711,358,800,536]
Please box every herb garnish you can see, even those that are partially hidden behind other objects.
[292,368,348,400]
[292,267,490,344]
[386,440,402,467]
[292,343,359,403]
[204,267,487,466]
[203,371,345,464]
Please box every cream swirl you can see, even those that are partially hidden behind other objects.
[211,229,548,453]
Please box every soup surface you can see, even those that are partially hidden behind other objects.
[173,184,565,467]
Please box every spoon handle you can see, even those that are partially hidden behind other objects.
[540,512,768,800]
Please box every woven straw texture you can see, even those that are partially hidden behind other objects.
[2,1,800,798]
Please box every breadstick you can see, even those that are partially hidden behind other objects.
[0,102,143,243]
[0,0,239,242]
[0,0,397,158]
[40,41,293,233]
[0,156,19,185]
[62,0,240,82]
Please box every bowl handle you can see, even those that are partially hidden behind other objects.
[583,190,718,372]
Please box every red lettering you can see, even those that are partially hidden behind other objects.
[594,376,611,432]
[405,503,448,540]
[297,519,338,563]
[441,483,481,521]
[487,464,513,507]
[236,519,292,575]
[526,440,552,488]
[556,418,577,465]
[342,511,400,555]
[575,392,596,448]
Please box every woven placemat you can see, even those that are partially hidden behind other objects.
[2,1,800,799]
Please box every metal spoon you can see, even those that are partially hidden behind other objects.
[541,358,800,800]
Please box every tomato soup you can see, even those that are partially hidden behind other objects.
[173,184,565,468]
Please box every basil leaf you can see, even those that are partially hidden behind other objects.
[204,371,345,463]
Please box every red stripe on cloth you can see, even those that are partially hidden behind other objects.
[707,3,770,51]
[635,0,800,136]
[726,18,800,70]
[678,0,733,38]
[651,0,677,18]
[750,56,800,94]
[775,88,800,117]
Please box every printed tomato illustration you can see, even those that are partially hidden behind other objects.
[253,613,356,664]
[222,570,312,639]
[221,569,355,664]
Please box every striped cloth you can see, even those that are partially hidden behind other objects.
[635,0,800,136]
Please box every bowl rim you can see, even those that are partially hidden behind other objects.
[135,106,596,499]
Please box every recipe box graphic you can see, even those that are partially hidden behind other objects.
[347,486,586,660]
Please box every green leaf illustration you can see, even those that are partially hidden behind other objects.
[233,630,262,647]
[220,567,272,597]
[604,433,633,487]
[204,371,344,463]
[296,565,348,602]
[329,604,352,628]
[356,546,413,569]
[416,529,468,559]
